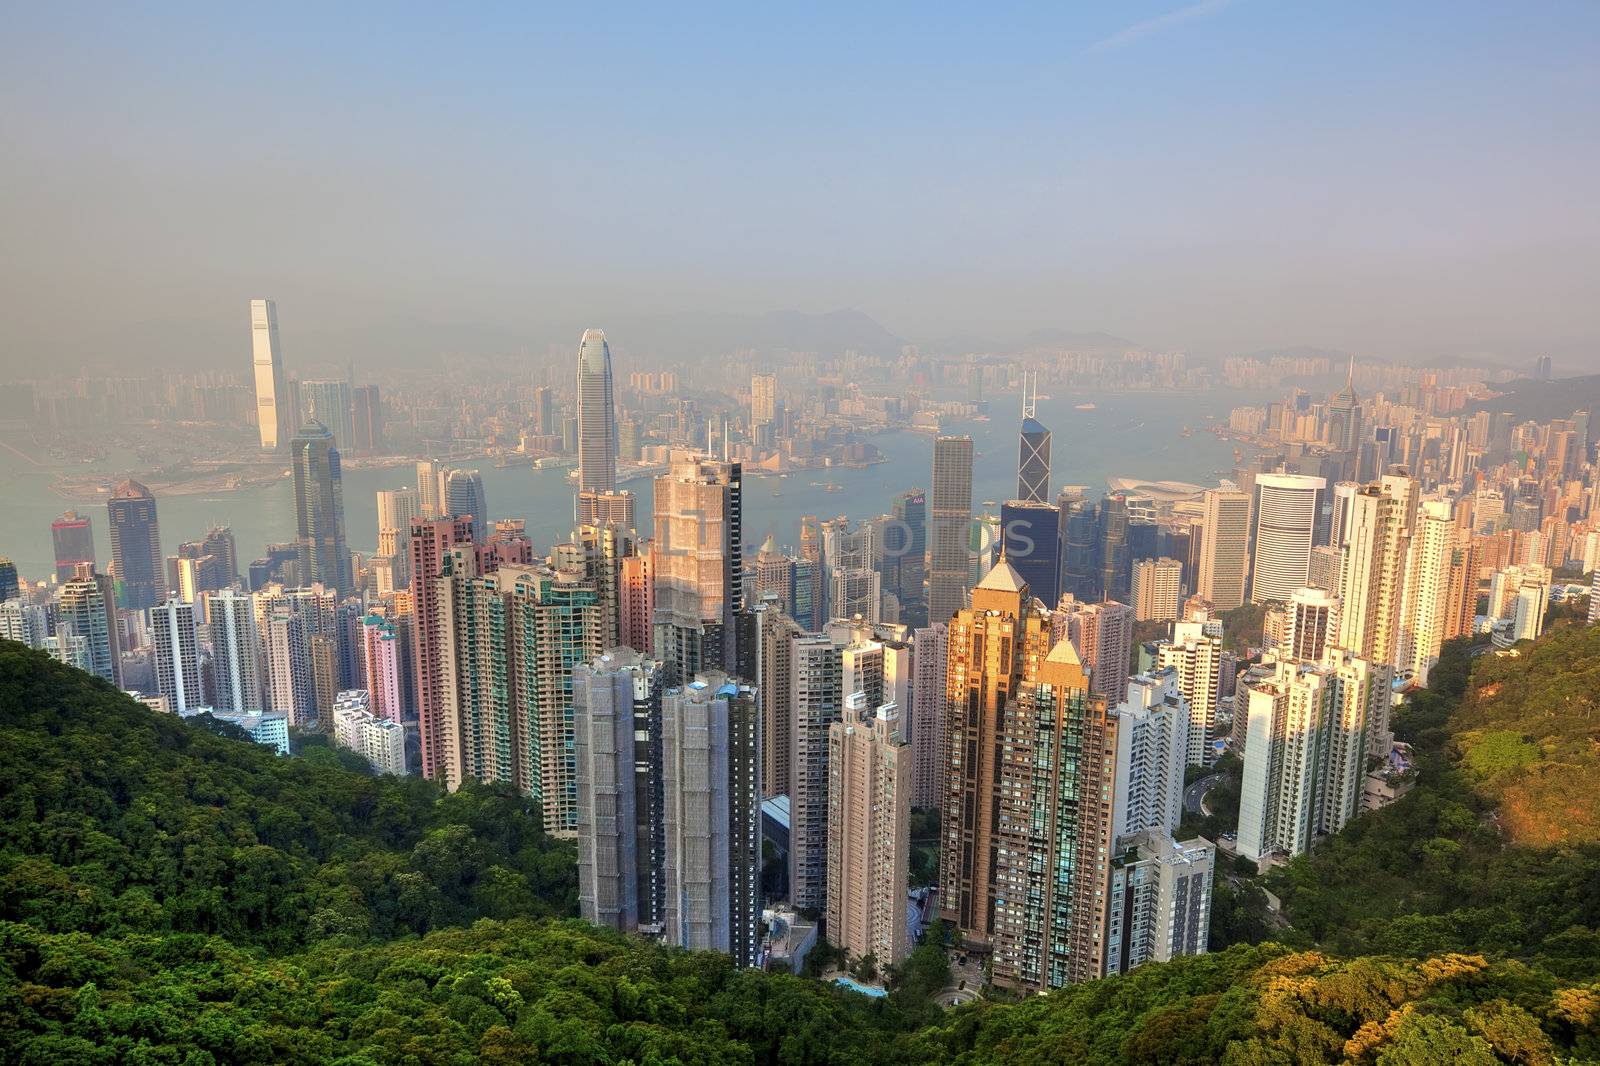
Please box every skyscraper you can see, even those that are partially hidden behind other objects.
[939,555,1053,945]
[152,599,202,713]
[291,420,352,595]
[1131,557,1182,622]
[1059,596,1134,706]
[375,488,419,589]
[1098,493,1133,605]
[651,452,742,682]
[350,384,383,453]
[1334,478,1411,667]
[1001,499,1062,605]
[107,479,164,611]
[1284,586,1336,663]
[444,469,487,542]
[415,460,443,518]
[1016,373,1051,504]
[928,436,974,623]
[661,673,762,966]
[1250,474,1326,603]
[0,558,17,603]
[299,380,354,453]
[410,516,476,780]
[50,511,95,584]
[1196,488,1250,611]
[888,489,927,625]
[1156,619,1222,767]
[1059,489,1101,601]
[361,613,404,723]
[827,693,911,968]
[577,329,618,499]
[750,371,776,444]
[1401,499,1457,688]
[250,299,289,450]
[1326,357,1363,454]
[789,630,844,912]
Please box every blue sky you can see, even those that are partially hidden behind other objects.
[2,2,1597,370]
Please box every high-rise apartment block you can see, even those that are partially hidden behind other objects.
[332,690,407,775]
[1057,595,1134,706]
[910,621,948,808]
[826,693,911,967]
[1156,619,1222,767]
[207,589,262,714]
[57,567,122,686]
[1104,833,1214,976]
[1132,557,1183,622]
[661,673,761,966]
[651,452,742,682]
[290,420,352,595]
[1111,670,1191,840]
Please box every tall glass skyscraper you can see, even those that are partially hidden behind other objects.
[291,420,352,594]
[928,436,974,623]
[107,479,163,610]
[1016,374,1051,504]
[444,469,488,541]
[577,329,617,499]
[250,299,289,450]
[298,379,354,453]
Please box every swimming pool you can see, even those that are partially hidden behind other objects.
[834,976,889,998]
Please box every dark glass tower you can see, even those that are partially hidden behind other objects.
[1058,490,1100,602]
[889,488,927,625]
[444,469,488,542]
[1098,493,1131,605]
[291,420,352,594]
[1016,373,1051,504]
[1001,499,1061,605]
[107,479,164,610]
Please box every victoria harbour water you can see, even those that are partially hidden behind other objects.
[0,389,1251,582]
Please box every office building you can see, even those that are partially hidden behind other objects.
[928,436,974,623]
[57,568,122,686]
[1196,488,1250,610]
[1000,499,1061,606]
[443,469,488,542]
[332,690,407,775]
[350,384,383,453]
[1098,493,1133,605]
[577,329,618,498]
[651,452,742,682]
[1326,358,1363,453]
[207,589,262,714]
[1016,375,1051,504]
[574,651,668,932]
[0,558,18,603]
[887,489,927,625]
[1058,595,1134,706]
[1250,474,1326,604]
[1104,833,1214,976]
[290,420,352,595]
[661,673,761,966]
[107,479,164,610]
[826,693,911,967]
[299,379,354,453]
[250,299,289,450]
[51,511,95,584]
[151,600,201,713]
[750,535,795,618]
[910,621,947,808]
[1132,557,1183,622]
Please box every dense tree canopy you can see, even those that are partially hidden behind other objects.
[4,633,1600,1063]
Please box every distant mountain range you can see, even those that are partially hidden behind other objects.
[1467,374,1600,422]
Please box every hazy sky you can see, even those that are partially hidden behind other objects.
[3,2,1598,374]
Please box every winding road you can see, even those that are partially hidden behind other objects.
[1184,773,1221,816]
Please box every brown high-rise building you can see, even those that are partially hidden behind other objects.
[619,550,654,654]
[990,638,1119,991]
[938,554,1053,944]
[651,452,742,682]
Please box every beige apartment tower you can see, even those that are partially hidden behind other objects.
[826,693,911,968]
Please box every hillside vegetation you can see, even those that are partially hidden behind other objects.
[4,639,1600,1063]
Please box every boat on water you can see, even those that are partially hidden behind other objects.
[981,500,997,507]
[1075,402,1097,411]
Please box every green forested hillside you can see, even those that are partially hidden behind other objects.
[0,640,577,952]
[4,639,1600,1064]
